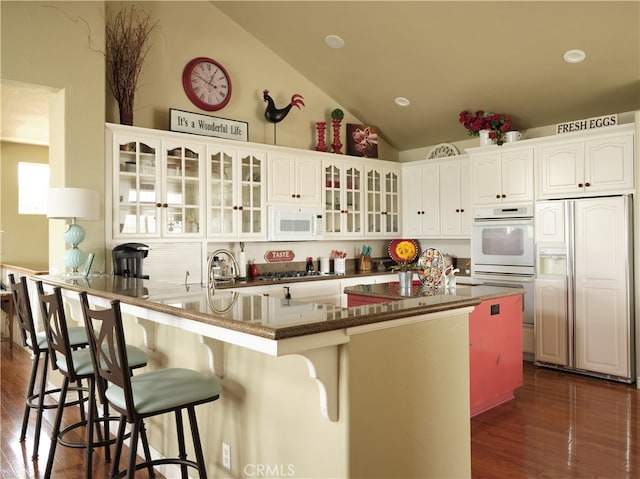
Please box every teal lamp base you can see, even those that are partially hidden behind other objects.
[63,223,87,273]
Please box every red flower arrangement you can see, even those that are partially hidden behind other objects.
[459,110,513,145]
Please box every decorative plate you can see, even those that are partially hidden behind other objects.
[388,239,419,264]
[426,143,459,159]
[417,248,445,288]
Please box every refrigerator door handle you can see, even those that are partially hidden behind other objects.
[566,200,575,369]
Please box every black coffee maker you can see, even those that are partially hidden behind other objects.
[112,243,150,279]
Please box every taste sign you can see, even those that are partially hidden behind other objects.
[264,250,295,263]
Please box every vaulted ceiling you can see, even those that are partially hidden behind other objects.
[215,1,640,151]
[3,2,639,152]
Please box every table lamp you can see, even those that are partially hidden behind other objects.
[47,188,99,273]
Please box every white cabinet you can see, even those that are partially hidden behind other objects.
[402,162,439,237]
[536,127,634,199]
[439,158,471,237]
[206,145,266,240]
[535,201,565,243]
[365,162,400,236]
[323,159,364,237]
[108,127,205,239]
[470,147,534,206]
[401,157,471,238]
[267,152,322,206]
[534,278,568,366]
[573,197,631,378]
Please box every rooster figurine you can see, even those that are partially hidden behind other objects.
[262,89,305,124]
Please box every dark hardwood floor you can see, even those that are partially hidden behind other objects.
[0,341,165,479]
[3,339,640,478]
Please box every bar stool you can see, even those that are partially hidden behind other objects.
[79,292,223,479]
[8,274,88,460]
[36,282,151,479]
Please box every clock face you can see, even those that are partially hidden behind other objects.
[182,57,232,111]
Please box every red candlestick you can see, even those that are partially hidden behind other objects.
[331,119,343,154]
[316,122,327,152]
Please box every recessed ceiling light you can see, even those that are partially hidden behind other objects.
[563,49,586,63]
[395,97,410,107]
[325,35,345,49]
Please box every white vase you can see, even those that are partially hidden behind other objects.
[478,129,496,146]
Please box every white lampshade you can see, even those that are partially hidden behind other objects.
[47,188,100,220]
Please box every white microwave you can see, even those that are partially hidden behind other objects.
[268,206,324,241]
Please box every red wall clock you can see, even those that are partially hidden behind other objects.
[182,57,232,111]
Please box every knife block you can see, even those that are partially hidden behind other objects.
[358,255,372,272]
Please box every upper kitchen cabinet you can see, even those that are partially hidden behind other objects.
[440,158,471,237]
[402,156,471,239]
[470,147,534,206]
[536,125,634,200]
[267,152,322,206]
[402,162,439,237]
[206,146,266,240]
[365,161,400,237]
[107,126,205,239]
[323,158,364,237]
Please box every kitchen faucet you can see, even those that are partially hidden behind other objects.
[207,249,240,294]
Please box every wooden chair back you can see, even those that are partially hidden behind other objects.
[8,274,39,351]
[79,292,135,419]
[35,282,77,377]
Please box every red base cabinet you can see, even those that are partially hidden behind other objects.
[469,295,523,417]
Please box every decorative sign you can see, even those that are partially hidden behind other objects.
[264,250,295,263]
[556,114,618,135]
[169,108,248,141]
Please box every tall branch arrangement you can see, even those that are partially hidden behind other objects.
[105,4,158,125]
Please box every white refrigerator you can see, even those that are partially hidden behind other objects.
[534,195,635,382]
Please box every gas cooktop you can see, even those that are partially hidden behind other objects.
[256,271,334,281]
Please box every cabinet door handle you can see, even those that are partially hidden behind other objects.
[585,182,591,187]
[578,183,584,188]
[155,202,162,207]
[291,194,296,198]
[233,206,238,210]
[455,209,460,213]
[495,194,501,199]
[501,194,506,199]
[163,203,168,208]
[460,209,464,213]
[238,206,244,210]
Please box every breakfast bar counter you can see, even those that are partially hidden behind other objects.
[34,274,521,478]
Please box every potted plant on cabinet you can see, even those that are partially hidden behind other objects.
[458,110,513,145]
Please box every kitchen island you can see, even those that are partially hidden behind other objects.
[36,275,520,479]
[345,281,525,417]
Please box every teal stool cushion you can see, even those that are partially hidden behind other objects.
[106,368,222,415]
[57,345,148,376]
[27,326,88,350]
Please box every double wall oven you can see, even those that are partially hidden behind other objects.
[472,205,534,325]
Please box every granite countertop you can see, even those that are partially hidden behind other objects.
[36,275,518,341]
[344,282,525,302]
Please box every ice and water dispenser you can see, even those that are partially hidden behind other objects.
[112,243,150,279]
[537,246,567,277]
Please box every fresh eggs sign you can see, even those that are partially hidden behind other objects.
[556,114,618,134]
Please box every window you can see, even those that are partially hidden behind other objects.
[18,162,50,214]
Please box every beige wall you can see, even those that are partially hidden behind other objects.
[105,1,397,161]
[1,1,106,272]
[1,1,397,273]
[0,142,49,269]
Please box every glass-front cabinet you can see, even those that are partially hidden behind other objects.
[365,164,400,236]
[207,146,266,239]
[112,133,204,238]
[323,159,364,237]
